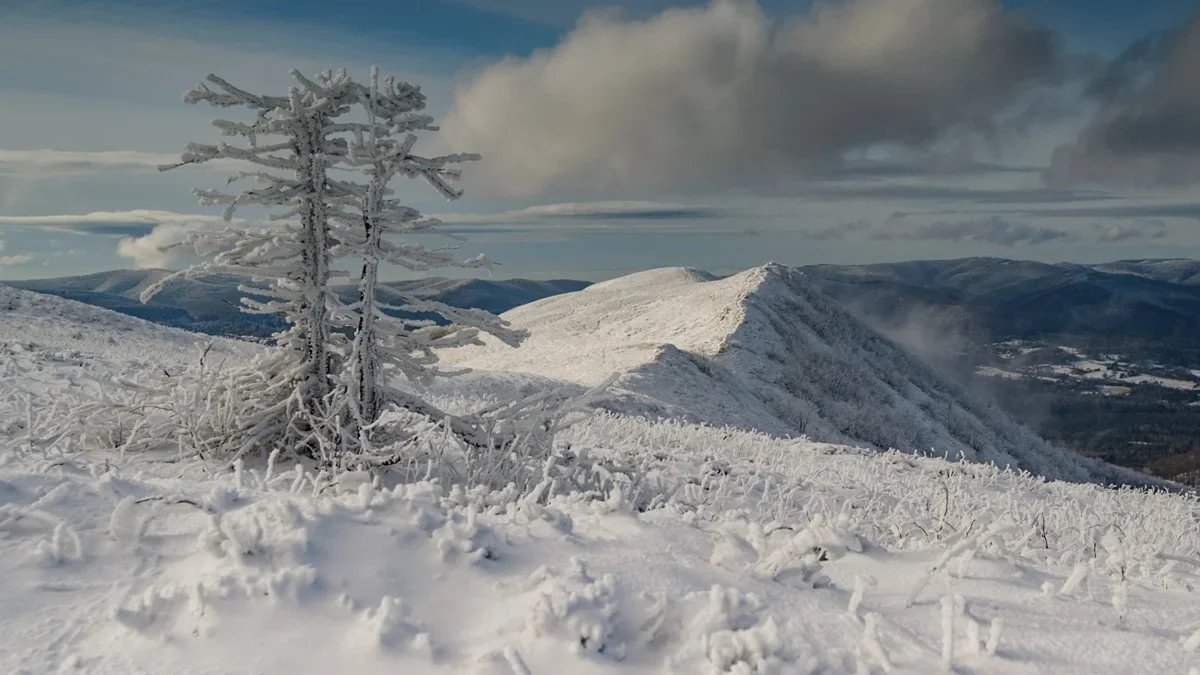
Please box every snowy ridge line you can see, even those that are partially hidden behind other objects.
[443,264,1151,486]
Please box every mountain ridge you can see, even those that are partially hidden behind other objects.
[5,258,1196,348]
[796,257,1200,360]
[442,263,1147,485]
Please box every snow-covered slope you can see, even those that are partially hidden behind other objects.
[1088,258,1200,286]
[442,264,1138,484]
[0,285,254,369]
[4,418,1200,675]
[0,286,256,427]
[4,283,1200,674]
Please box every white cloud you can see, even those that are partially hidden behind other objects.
[0,210,233,268]
[1048,10,1200,189]
[1095,219,1170,243]
[441,0,1059,197]
[0,254,33,265]
[871,215,1074,246]
[0,149,234,176]
[0,210,230,236]
[438,200,727,223]
[0,209,221,225]
[0,148,253,176]
[116,222,212,269]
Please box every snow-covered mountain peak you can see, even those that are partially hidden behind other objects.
[445,265,772,386]
[584,265,722,291]
[444,264,1144,484]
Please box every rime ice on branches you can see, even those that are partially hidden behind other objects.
[335,66,523,438]
[144,68,526,462]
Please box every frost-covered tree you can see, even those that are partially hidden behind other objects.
[335,67,523,438]
[144,71,364,453]
[143,68,526,460]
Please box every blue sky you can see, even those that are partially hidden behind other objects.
[1,0,1198,280]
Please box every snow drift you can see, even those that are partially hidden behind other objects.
[443,263,1139,484]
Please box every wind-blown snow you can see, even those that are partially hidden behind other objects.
[442,264,1140,485]
[4,278,1199,675]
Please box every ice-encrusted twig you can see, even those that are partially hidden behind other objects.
[503,646,532,675]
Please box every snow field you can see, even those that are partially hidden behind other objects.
[0,285,254,370]
[3,285,1200,674]
[3,408,1200,674]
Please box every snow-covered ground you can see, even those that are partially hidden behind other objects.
[0,285,257,443]
[0,285,255,370]
[975,366,1026,380]
[4,285,1200,674]
[1122,374,1198,391]
[975,341,1200,394]
[442,265,1144,485]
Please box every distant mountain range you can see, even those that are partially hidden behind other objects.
[1087,259,1200,286]
[796,258,1200,364]
[5,258,1196,482]
[0,270,590,339]
[6,259,1195,357]
[790,258,1200,483]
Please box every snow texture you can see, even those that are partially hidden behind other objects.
[4,279,1199,675]
[442,264,1146,484]
[0,285,254,370]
